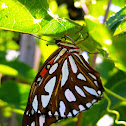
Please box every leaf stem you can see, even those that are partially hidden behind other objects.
[104,87,126,101]
[104,93,126,126]
[76,112,83,126]
[103,0,112,23]
[0,73,2,87]
[92,52,97,68]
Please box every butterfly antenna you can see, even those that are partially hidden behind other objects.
[23,33,55,44]
[63,25,84,44]
[76,32,89,45]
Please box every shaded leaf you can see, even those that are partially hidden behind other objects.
[80,99,107,126]
[0,80,30,108]
[105,70,126,107]
[0,59,36,83]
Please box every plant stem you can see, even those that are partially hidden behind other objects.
[76,112,83,126]
[92,52,97,68]
[103,0,112,23]
[104,93,126,126]
[104,87,126,101]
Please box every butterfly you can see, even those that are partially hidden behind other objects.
[22,32,104,126]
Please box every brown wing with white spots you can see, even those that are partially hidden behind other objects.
[30,52,103,119]
[22,47,65,126]
[35,52,104,119]
[22,104,57,126]
[23,41,104,126]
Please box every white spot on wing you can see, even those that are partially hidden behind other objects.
[31,109,34,115]
[59,101,66,117]
[31,121,35,126]
[92,99,97,104]
[65,89,76,102]
[38,110,41,114]
[94,80,98,86]
[60,42,76,48]
[69,49,79,52]
[83,86,98,96]
[39,115,45,126]
[67,112,72,117]
[47,64,50,69]
[49,63,58,74]
[38,78,43,86]
[69,55,77,73]
[48,111,52,116]
[86,102,92,108]
[75,85,86,97]
[61,59,69,87]
[32,95,38,112]
[73,109,79,115]
[26,110,29,115]
[97,90,101,95]
[77,73,86,81]
[37,77,42,82]
[88,73,97,80]
[41,76,56,108]
[74,53,89,70]
[54,111,58,116]
[79,105,85,111]
[54,48,67,62]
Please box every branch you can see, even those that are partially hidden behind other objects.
[104,87,126,101]
[103,0,112,23]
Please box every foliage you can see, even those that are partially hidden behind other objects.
[0,0,126,126]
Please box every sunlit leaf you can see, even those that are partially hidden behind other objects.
[106,6,126,36]
[0,0,85,37]
[0,64,18,76]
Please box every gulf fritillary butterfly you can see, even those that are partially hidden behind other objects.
[22,31,104,126]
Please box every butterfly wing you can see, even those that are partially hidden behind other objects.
[23,45,104,126]
[22,104,57,126]
[34,52,104,118]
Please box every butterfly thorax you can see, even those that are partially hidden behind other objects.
[56,41,82,55]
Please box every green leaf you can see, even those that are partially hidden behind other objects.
[80,100,107,126]
[6,40,19,50]
[95,58,115,79]
[114,102,126,122]
[85,15,126,72]
[0,0,85,36]
[0,0,103,53]
[88,0,108,18]
[111,33,126,71]
[0,64,18,76]
[0,80,30,108]
[52,117,77,126]
[105,70,126,107]
[106,6,126,36]
[0,59,36,83]
[112,0,126,7]
[85,15,112,46]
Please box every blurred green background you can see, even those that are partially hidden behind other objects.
[0,0,126,126]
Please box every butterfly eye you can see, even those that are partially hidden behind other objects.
[23,35,104,126]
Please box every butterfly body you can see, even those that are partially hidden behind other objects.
[23,40,104,126]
